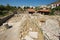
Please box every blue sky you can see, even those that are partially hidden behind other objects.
[0,0,56,6]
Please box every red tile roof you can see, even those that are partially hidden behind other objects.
[37,10,50,12]
[28,8,35,12]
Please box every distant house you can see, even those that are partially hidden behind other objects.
[37,9,50,15]
[37,6,51,15]
[51,2,60,9]
[39,5,50,8]
[27,8,35,14]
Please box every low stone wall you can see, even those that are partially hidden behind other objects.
[0,14,14,26]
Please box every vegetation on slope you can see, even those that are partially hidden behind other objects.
[50,6,60,15]
[0,4,17,16]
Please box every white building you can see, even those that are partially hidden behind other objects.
[51,2,60,9]
[39,5,50,8]
[30,6,35,9]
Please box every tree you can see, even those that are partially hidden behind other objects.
[5,4,11,11]
[50,6,60,15]
[0,4,17,16]
[24,6,30,9]
[0,5,5,11]
[35,7,40,11]
[57,0,60,2]
[52,6,60,10]
[50,9,55,15]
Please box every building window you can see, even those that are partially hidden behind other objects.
[59,4,60,6]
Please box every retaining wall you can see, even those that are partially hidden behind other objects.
[0,14,14,26]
